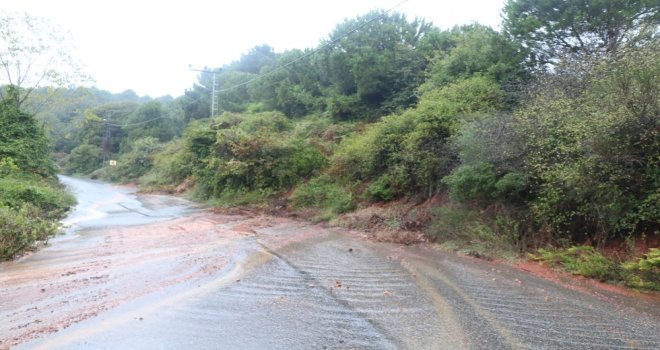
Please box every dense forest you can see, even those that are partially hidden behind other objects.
[1,0,658,288]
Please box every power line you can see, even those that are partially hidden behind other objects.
[106,116,167,128]
[210,0,411,94]
[84,116,167,128]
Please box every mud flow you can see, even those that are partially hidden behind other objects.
[1,177,658,349]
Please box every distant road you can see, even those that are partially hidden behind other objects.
[1,176,658,349]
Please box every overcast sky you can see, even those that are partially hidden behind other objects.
[5,0,505,98]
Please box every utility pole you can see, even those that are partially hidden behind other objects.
[189,66,222,117]
[101,114,112,165]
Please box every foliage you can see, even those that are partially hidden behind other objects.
[0,176,74,217]
[251,49,324,117]
[0,11,89,110]
[532,246,659,291]
[319,10,436,119]
[515,43,658,243]
[101,137,162,182]
[0,204,58,260]
[291,176,354,214]
[622,248,660,291]
[0,88,55,176]
[532,246,620,280]
[424,24,528,89]
[200,112,327,198]
[0,157,19,177]
[65,144,102,175]
[443,163,498,203]
[502,0,659,65]
[125,101,183,143]
[0,175,75,260]
[143,112,330,201]
[140,139,194,188]
[430,204,523,256]
[330,75,506,199]
[11,6,655,278]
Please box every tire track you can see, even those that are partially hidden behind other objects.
[414,256,660,350]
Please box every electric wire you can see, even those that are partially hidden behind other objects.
[83,0,412,129]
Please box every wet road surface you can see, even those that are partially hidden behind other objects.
[1,176,659,349]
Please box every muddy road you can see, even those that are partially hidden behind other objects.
[1,176,659,349]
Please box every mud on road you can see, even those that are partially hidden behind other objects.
[1,178,659,349]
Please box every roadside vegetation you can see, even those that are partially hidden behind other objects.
[3,1,657,288]
[0,89,75,260]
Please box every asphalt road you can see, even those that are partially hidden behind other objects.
[1,176,658,349]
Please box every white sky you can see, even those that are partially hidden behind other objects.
[4,0,505,98]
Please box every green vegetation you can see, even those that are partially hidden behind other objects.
[291,176,355,219]
[531,247,659,291]
[4,1,657,285]
[0,91,75,260]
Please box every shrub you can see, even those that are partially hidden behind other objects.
[443,163,497,203]
[429,204,522,256]
[0,177,75,218]
[291,176,354,214]
[365,175,396,202]
[622,248,660,291]
[65,144,103,175]
[0,176,74,260]
[0,92,55,177]
[101,137,162,182]
[0,204,59,260]
[140,139,194,187]
[532,246,659,291]
[531,246,620,281]
[0,157,19,177]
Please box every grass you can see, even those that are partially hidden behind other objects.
[531,246,659,291]
[428,204,521,260]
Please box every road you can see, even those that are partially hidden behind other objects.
[1,176,659,349]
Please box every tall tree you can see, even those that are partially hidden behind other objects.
[251,49,325,117]
[502,0,659,65]
[320,11,434,119]
[0,12,90,110]
[425,24,528,88]
[229,44,277,74]
[0,87,54,176]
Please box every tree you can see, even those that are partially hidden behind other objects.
[0,11,89,110]
[502,0,659,65]
[251,49,325,117]
[228,44,277,74]
[319,11,433,119]
[423,24,529,90]
[0,87,54,176]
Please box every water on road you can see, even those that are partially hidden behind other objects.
[1,176,658,349]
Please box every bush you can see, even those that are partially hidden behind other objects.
[0,177,75,218]
[140,139,194,187]
[532,246,620,281]
[0,204,58,260]
[443,163,497,202]
[0,157,19,177]
[0,176,74,260]
[100,137,162,182]
[291,176,354,214]
[365,175,396,202]
[65,144,103,175]
[0,91,55,177]
[622,248,660,291]
[329,76,506,200]
[532,246,659,291]
[429,204,522,257]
